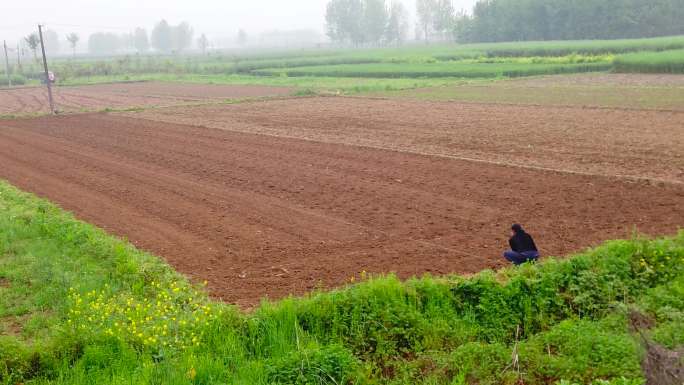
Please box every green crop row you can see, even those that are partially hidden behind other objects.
[438,35,684,59]
[253,62,612,79]
[614,49,684,74]
[1,179,682,384]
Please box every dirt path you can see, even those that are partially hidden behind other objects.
[127,97,684,184]
[0,113,681,307]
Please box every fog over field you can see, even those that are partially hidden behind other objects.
[1,0,477,46]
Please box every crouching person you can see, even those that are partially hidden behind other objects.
[504,224,539,265]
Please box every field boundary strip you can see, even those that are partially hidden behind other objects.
[0,92,316,120]
[344,93,684,114]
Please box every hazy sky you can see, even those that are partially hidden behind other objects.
[1,0,478,44]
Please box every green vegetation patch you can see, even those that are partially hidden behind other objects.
[614,49,684,74]
[0,179,682,384]
[253,61,611,79]
[442,35,684,58]
[0,75,27,87]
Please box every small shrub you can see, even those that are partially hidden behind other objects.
[265,344,359,385]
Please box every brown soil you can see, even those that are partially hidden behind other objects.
[0,113,682,307]
[126,97,684,184]
[0,82,292,115]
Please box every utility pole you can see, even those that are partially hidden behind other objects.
[3,40,10,87]
[38,24,55,114]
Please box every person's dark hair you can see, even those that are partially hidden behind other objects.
[511,223,523,233]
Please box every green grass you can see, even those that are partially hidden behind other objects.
[1,179,683,384]
[614,49,684,73]
[55,72,480,94]
[252,62,612,79]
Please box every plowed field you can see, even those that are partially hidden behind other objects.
[0,82,292,115]
[1,109,681,306]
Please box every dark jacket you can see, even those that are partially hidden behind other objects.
[509,231,538,253]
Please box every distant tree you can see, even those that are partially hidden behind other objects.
[325,0,364,46]
[450,10,473,43]
[432,0,455,40]
[24,33,40,61]
[66,33,79,57]
[151,20,173,52]
[88,32,121,55]
[416,0,436,43]
[362,0,389,45]
[172,22,194,52]
[197,34,209,54]
[386,1,409,45]
[326,0,347,43]
[133,28,149,53]
[237,29,248,46]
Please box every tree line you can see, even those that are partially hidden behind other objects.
[459,0,684,42]
[19,20,200,57]
[325,0,409,46]
[87,20,194,55]
[326,0,684,45]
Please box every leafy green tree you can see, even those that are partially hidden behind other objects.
[386,1,409,45]
[24,33,39,61]
[362,0,389,45]
[325,0,365,46]
[432,0,455,40]
[463,0,684,43]
[415,0,436,43]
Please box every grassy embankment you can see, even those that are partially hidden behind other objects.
[1,179,682,384]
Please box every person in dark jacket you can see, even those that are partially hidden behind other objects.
[503,224,540,265]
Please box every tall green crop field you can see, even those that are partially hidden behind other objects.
[614,49,684,73]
